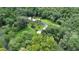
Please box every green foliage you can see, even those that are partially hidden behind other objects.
[26,35,62,51]
[0,48,6,51]
[67,32,79,50]
[59,15,79,50]
[9,31,33,51]
[0,7,79,51]
[0,39,3,48]
[29,21,44,31]
[12,18,28,31]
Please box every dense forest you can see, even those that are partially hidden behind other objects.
[0,7,79,51]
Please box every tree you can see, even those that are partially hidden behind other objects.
[0,17,6,27]
[26,34,62,51]
[59,16,79,50]
[9,31,33,51]
[12,18,28,31]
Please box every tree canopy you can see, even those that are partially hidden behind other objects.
[0,7,79,51]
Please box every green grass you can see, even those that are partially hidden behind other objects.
[28,21,44,31]
[35,17,60,28]
[16,25,36,37]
